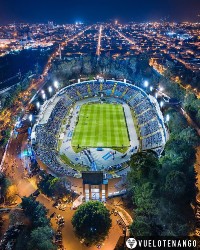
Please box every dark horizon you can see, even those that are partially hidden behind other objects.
[1,0,200,25]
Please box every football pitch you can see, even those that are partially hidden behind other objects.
[71,103,130,148]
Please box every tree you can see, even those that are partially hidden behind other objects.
[164,138,196,167]
[38,175,70,198]
[28,226,56,250]
[156,199,191,236]
[197,109,200,126]
[128,151,160,187]
[6,185,18,204]
[133,183,158,216]
[21,197,50,228]
[167,109,187,135]
[164,171,186,200]
[130,216,152,236]
[71,201,111,245]
[0,173,10,200]
[178,127,200,147]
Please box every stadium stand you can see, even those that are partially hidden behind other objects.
[33,80,167,175]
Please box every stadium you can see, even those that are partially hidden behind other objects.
[31,79,167,200]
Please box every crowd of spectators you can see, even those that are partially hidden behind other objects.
[36,148,76,176]
[140,120,160,137]
[134,100,151,114]
[35,96,77,176]
[89,82,101,93]
[35,125,57,149]
[114,83,126,96]
[66,86,80,100]
[122,88,138,101]
[137,109,157,125]
[142,132,163,150]
[46,98,70,133]
[75,84,89,97]
[128,93,143,106]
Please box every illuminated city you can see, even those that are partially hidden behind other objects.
[0,0,200,249]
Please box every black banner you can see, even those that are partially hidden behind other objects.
[115,236,200,250]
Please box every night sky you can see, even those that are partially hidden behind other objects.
[1,0,200,24]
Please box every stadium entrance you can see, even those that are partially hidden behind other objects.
[91,188,100,200]
[82,172,108,201]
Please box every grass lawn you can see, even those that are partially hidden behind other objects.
[71,103,130,148]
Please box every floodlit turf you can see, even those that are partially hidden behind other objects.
[72,103,130,148]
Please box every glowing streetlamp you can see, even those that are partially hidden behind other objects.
[144,80,149,88]
[159,86,164,92]
[29,114,33,122]
[160,101,164,108]
[54,81,59,89]
[166,114,170,122]
[42,93,46,100]
[29,114,33,126]
[36,102,40,109]
[48,86,53,94]
[150,86,153,92]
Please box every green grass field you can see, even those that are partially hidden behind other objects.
[71,103,130,148]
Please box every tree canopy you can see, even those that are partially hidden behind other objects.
[28,226,56,250]
[21,196,50,228]
[38,174,70,198]
[71,201,111,245]
[128,108,198,237]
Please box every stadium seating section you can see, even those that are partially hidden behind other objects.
[34,80,166,175]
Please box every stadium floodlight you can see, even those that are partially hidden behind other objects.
[29,114,33,122]
[144,80,149,88]
[48,86,53,93]
[150,86,153,91]
[166,114,170,122]
[42,93,46,100]
[54,81,59,89]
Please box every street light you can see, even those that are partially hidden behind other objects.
[41,90,45,94]
[29,114,33,127]
[36,102,40,109]
[166,114,170,122]
[144,80,149,88]
[150,86,153,92]
[54,81,59,89]
[42,93,46,100]
[29,114,33,122]
[48,86,53,94]
[160,101,164,108]
[159,86,164,92]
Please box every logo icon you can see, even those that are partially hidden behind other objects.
[126,238,137,249]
